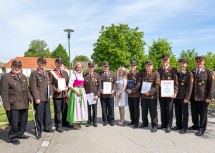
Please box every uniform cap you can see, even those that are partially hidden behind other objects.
[161,55,169,60]
[12,60,22,67]
[130,61,137,66]
[145,60,153,65]
[37,58,47,64]
[88,61,95,67]
[178,58,187,63]
[195,56,204,61]
[102,62,109,66]
[55,58,63,64]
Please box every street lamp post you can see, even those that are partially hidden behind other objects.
[63,29,74,77]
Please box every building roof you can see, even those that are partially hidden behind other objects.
[0,62,5,67]
[3,57,68,69]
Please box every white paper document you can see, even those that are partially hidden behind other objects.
[103,82,112,94]
[141,82,152,93]
[161,80,174,97]
[58,78,66,91]
[86,93,96,105]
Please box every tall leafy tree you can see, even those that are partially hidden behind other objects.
[51,44,70,67]
[179,49,198,71]
[24,39,51,57]
[73,55,90,62]
[148,38,177,70]
[204,51,215,70]
[91,24,146,71]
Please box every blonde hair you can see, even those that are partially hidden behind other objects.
[117,66,127,80]
[74,63,83,71]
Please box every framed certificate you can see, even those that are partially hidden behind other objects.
[141,82,152,93]
[58,78,66,91]
[161,80,174,97]
[103,82,112,94]
[127,80,134,89]
[86,93,96,105]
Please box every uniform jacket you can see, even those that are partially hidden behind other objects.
[49,69,69,99]
[99,71,116,98]
[29,68,53,102]
[0,72,32,110]
[191,67,215,101]
[141,71,160,99]
[127,71,141,98]
[84,72,101,97]
[158,66,178,96]
[176,69,193,100]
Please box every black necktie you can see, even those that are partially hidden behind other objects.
[89,73,92,79]
[163,68,167,72]
[59,70,62,75]
[104,72,108,77]
[147,72,149,77]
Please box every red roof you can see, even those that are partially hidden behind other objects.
[3,57,68,69]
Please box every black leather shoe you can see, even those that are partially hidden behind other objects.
[38,134,42,139]
[188,125,198,130]
[172,126,182,130]
[151,127,158,132]
[165,127,171,133]
[67,124,74,128]
[158,125,167,129]
[195,130,204,136]
[44,129,54,133]
[56,127,64,133]
[11,139,20,145]
[18,135,29,139]
[139,123,148,128]
[86,122,91,127]
[103,122,108,126]
[93,123,98,127]
[133,125,138,129]
[180,129,186,134]
[127,122,134,125]
[109,121,114,126]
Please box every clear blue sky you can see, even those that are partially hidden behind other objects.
[0,0,215,62]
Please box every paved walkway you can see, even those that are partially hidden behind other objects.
[47,103,215,153]
[0,102,214,153]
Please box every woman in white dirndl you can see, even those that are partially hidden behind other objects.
[67,63,88,130]
[115,66,128,125]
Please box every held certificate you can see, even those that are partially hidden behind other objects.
[161,80,174,97]
[141,82,152,93]
[86,93,96,105]
[58,78,66,91]
[103,82,112,94]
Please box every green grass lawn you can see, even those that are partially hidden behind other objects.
[0,100,55,128]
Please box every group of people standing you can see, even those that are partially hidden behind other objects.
[0,55,214,145]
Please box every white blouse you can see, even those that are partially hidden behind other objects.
[68,71,84,88]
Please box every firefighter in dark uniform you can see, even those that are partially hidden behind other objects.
[173,59,193,134]
[49,58,69,132]
[189,56,215,136]
[0,60,32,145]
[127,61,141,129]
[84,62,101,127]
[29,58,53,138]
[158,55,178,133]
[140,61,160,132]
[99,62,116,126]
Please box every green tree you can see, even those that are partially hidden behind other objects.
[91,24,146,72]
[179,49,198,71]
[148,38,177,70]
[51,44,70,67]
[204,51,215,70]
[24,39,51,57]
[73,55,90,62]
